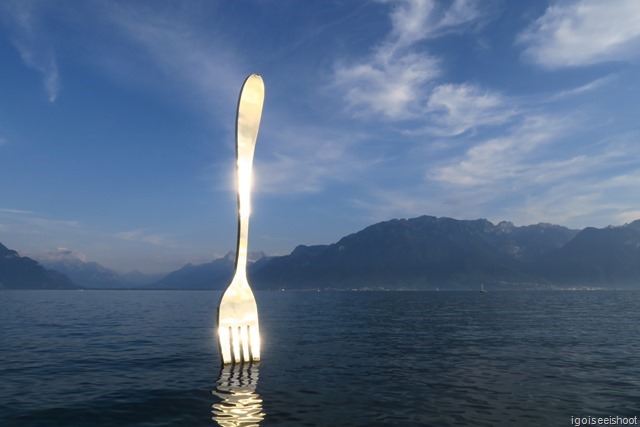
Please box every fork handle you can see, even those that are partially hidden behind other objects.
[234,74,265,274]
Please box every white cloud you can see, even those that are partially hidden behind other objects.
[387,0,480,47]
[334,53,440,120]
[333,0,481,120]
[518,0,640,68]
[1,1,60,102]
[37,247,88,262]
[387,0,437,47]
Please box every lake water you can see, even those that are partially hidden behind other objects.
[1,290,639,426]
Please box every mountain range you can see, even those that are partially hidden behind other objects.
[0,243,77,289]
[252,216,582,289]
[2,215,640,290]
[148,251,268,289]
[251,216,640,289]
[33,249,164,288]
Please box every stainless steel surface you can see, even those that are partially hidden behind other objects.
[217,74,264,364]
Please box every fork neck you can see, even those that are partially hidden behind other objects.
[234,154,253,275]
[234,212,250,275]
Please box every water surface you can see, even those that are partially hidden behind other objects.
[1,290,639,426]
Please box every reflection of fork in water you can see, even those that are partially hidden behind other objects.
[212,363,264,427]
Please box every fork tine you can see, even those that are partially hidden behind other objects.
[240,325,250,362]
[219,323,260,364]
[219,326,232,364]
[231,326,242,363]
[249,324,260,361]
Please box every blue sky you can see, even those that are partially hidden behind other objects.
[1,0,639,273]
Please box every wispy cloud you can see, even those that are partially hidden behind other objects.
[334,52,440,120]
[427,116,640,227]
[18,216,80,230]
[0,208,34,215]
[518,0,640,68]
[1,1,60,102]
[356,134,640,229]
[618,210,640,224]
[90,2,387,201]
[350,188,439,223]
[103,3,243,121]
[386,0,482,47]
[348,101,640,227]
[254,123,379,195]
[115,229,170,246]
[431,115,571,186]
[545,75,616,101]
[333,0,482,121]
[420,83,517,136]
[512,167,640,228]
[0,209,82,244]
[433,118,640,192]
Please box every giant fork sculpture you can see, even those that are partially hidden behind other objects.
[217,74,264,364]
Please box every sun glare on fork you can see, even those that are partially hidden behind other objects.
[218,324,261,364]
[237,157,253,218]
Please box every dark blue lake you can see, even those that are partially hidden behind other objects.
[1,290,639,426]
